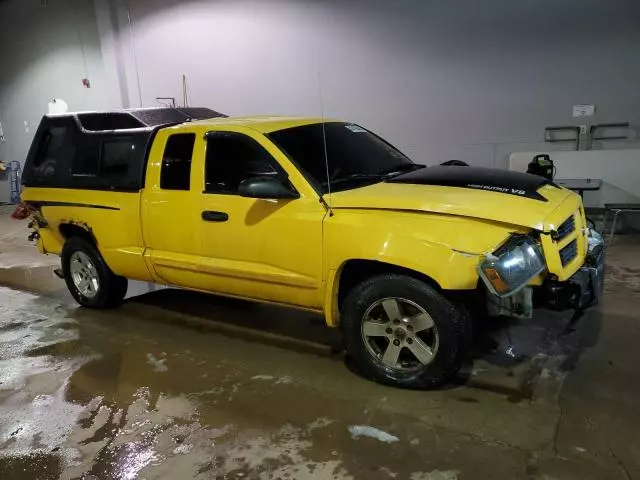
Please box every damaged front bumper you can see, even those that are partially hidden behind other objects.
[538,230,605,311]
[487,229,605,317]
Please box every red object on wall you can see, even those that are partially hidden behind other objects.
[82,78,91,88]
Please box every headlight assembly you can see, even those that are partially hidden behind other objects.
[478,235,546,297]
[587,228,604,256]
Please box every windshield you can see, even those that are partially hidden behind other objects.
[267,122,419,193]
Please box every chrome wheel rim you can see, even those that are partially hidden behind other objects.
[361,297,439,372]
[69,251,100,299]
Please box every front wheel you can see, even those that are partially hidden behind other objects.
[340,274,470,389]
[61,237,128,309]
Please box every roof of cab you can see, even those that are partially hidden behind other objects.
[187,115,337,134]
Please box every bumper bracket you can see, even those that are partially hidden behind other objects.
[539,244,605,311]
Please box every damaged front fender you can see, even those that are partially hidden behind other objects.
[324,209,525,292]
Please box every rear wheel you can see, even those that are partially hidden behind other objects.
[61,237,128,309]
[341,274,469,389]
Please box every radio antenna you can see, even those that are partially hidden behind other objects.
[317,72,333,216]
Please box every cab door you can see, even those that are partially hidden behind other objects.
[196,129,326,309]
[141,128,203,287]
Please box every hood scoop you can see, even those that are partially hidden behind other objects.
[387,166,557,201]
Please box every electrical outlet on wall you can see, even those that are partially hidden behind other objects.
[580,125,588,135]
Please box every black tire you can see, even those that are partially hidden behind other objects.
[341,274,470,389]
[61,237,128,309]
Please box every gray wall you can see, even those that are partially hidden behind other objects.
[0,0,114,201]
[1,0,640,201]
[108,0,640,167]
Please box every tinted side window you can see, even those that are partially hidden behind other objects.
[31,126,72,179]
[160,133,196,190]
[101,138,136,178]
[69,134,146,190]
[205,133,278,194]
[23,116,148,190]
[72,140,100,176]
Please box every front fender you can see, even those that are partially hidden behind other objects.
[323,209,528,325]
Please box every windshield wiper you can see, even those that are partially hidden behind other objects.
[322,165,426,189]
[379,163,426,178]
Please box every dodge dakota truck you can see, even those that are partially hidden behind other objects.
[21,107,605,388]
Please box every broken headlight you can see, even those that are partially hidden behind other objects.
[587,228,604,255]
[478,235,546,297]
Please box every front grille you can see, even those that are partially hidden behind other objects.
[556,215,576,241]
[559,239,578,266]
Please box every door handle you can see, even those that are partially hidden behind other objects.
[202,211,229,222]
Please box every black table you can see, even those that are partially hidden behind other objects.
[555,178,603,197]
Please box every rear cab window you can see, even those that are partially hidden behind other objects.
[160,133,196,191]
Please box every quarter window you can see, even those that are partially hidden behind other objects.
[101,138,135,177]
[72,141,100,176]
[160,133,196,190]
[205,133,278,194]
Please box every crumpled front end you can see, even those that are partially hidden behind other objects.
[537,194,605,310]
[539,196,589,281]
[538,229,605,311]
[479,193,605,315]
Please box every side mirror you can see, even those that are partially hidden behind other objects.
[238,176,299,200]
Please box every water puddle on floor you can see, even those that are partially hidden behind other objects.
[0,282,565,479]
[0,287,363,479]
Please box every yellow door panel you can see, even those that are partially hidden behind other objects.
[140,128,203,286]
[195,128,325,309]
[198,254,318,289]
[198,195,324,307]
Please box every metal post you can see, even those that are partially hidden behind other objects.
[609,210,621,246]
[601,209,609,236]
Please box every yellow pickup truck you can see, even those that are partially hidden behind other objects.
[21,108,604,388]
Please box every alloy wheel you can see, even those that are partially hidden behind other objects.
[69,251,100,299]
[361,297,439,371]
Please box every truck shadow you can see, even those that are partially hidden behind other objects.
[124,288,600,398]
[125,288,344,354]
[0,255,600,399]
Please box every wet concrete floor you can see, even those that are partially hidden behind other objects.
[0,285,543,479]
[1,208,640,479]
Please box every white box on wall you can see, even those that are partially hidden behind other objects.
[573,104,595,117]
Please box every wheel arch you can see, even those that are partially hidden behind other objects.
[325,259,443,327]
[60,235,128,308]
[59,222,98,246]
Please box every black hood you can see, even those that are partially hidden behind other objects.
[387,166,557,201]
